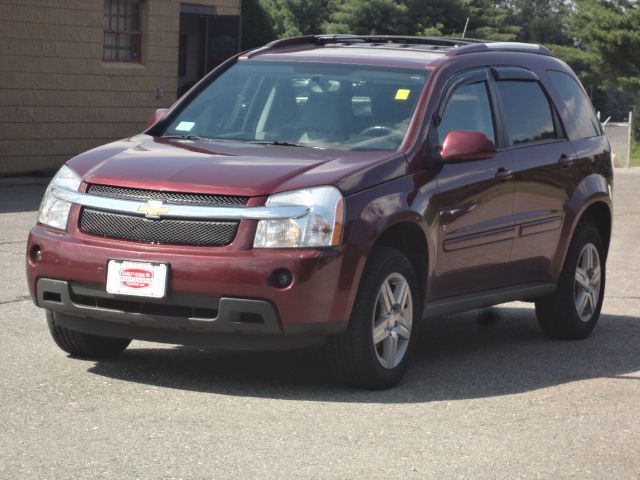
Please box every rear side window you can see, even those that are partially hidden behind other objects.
[496,81,557,146]
[437,81,495,145]
[547,70,601,138]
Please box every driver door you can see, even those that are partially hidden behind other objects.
[429,68,517,299]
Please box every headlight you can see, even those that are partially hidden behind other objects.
[37,165,82,230]
[254,186,344,248]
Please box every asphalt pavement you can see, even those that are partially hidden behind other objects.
[1,170,640,479]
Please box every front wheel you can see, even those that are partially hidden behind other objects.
[535,223,606,339]
[47,311,131,358]
[327,247,422,389]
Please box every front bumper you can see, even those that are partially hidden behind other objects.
[27,224,362,348]
[41,280,337,350]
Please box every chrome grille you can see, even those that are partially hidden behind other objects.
[86,184,249,207]
[79,208,238,246]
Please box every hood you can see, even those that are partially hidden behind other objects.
[67,135,406,197]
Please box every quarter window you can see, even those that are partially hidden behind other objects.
[103,0,142,62]
[438,82,495,145]
[547,70,601,138]
[496,81,557,146]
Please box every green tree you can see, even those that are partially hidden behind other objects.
[571,0,640,94]
[462,0,520,41]
[404,0,467,36]
[323,0,411,35]
[513,0,572,44]
[241,0,277,49]
[261,0,333,38]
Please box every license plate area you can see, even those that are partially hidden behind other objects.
[106,260,168,298]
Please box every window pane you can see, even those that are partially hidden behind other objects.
[129,0,141,31]
[547,70,600,139]
[128,35,140,61]
[164,61,430,152]
[103,0,141,61]
[103,32,115,60]
[497,81,556,145]
[438,82,495,145]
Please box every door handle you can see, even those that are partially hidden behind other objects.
[495,167,513,181]
[558,154,573,167]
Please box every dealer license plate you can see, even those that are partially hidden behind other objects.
[106,260,168,298]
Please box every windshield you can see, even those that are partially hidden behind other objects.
[163,61,430,151]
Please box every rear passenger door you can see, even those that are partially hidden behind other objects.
[492,67,576,283]
[430,68,516,299]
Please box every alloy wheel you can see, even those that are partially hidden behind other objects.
[574,243,602,322]
[371,273,413,369]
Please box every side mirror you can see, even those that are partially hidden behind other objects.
[147,108,169,128]
[440,130,497,162]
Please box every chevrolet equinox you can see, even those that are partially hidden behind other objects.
[27,35,613,389]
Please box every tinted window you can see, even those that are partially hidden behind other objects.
[438,81,495,145]
[164,61,429,151]
[547,70,601,138]
[497,81,557,145]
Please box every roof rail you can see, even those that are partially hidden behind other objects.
[317,35,485,47]
[243,35,554,58]
[448,41,554,57]
[243,34,484,58]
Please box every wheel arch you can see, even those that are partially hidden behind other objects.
[553,173,612,279]
[579,201,612,257]
[371,220,430,303]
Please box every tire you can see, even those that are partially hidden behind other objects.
[327,247,422,389]
[535,223,606,340]
[47,311,131,358]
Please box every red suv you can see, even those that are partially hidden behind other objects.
[27,36,612,389]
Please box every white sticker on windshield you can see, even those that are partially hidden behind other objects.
[175,121,195,132]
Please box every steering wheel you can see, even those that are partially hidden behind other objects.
[358,125,394,138]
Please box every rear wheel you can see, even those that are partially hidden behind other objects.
[535,223,605,339]
[47,311,131,358]
[327,247,422,389]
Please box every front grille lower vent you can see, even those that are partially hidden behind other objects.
[87,184,249,207]
[79,209,239,246]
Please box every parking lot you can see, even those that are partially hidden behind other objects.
[1,170,639,479]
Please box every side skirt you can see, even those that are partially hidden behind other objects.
[423,282,556,318]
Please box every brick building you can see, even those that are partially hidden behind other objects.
[0,0,242,175]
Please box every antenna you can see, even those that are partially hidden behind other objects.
[462,17,470,39]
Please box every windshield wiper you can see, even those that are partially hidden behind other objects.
[162,134,248,144]
[248,140,303,147]
[162,134,208,141]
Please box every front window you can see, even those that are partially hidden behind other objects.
[103,0,142,62]
[163,61,430,151]
[437,81,496,145]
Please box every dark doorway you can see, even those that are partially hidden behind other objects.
[177,4,240,98]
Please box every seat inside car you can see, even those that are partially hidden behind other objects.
[298,86,353,144]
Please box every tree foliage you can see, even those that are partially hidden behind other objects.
[324,0,411,35]
[260,0,333,38]
[242,0,640,118]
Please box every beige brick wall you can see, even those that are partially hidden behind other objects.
[0,0,241,175]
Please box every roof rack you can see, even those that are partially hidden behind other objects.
[316,34,485,47]
[243,34,482,58]
[449,41,553,57]
[243,35,553,58]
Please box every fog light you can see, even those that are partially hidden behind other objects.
[30,245,42,263]
[269,269,293,289]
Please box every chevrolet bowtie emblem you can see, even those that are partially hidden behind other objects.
[138,200,170,219]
